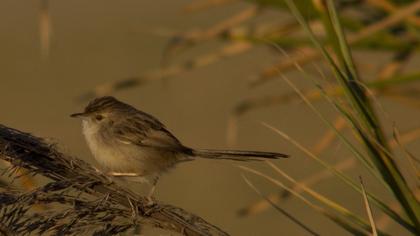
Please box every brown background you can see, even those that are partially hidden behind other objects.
[0,0,419,235]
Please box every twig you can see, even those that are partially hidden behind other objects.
[376,189,420,231]
[238,158,355,217]
[80,42,252,101]
[164,5,257,59]
[0,124,228,236]
[366,0,420,27]
[251,0,420,87]
[39,0,51,59]
[377,41,415,82]
[182,0,238,13]
[239,125,420,217]
[241,175,320,236]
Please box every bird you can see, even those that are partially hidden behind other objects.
[71,96,288,200]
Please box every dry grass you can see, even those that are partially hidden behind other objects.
[0,124,228,236]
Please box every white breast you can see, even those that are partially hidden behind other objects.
[82,120,133,171]
[81,120,175,176]
[82,120,100,157]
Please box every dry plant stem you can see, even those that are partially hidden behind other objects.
[182,0,238,13]
[227,76,321,146]
[381,91,420,110]
[165,5,257,57]
[312,116,346,155]
[241,175,321,236]
[233,78,344,117]
[187,5,256,39]
[239,116,350,216]
[375,46,418,180]
[240,164,378,235]
[235,59,415,118]
[377,47,413,82]
[392,127,420,181]
[82,42,252,100]
[82,7,258,100]
[252,0,420,87]
[240,125,420,217]
[366,0,420,27]
[0,160,39,192]
[360,177,378,236]
[376,189,420,231]
[39,0,50,59]
[234,72,420,118]
[0,124,228,236]
[0,223,12,236]
[388,127,420,148]
[238,158,356,217]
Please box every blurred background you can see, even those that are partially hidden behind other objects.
[0,0,419,235]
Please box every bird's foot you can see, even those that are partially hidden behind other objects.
[91,166,113,184]
[146,196,156,206]
[142,197,160,216]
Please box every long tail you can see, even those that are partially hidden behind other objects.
[192,149,288,161]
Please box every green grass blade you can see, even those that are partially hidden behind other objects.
[324,1,420,229]
[285,0,420,230]
[325,0,359,80]
[240,165,379,236]
[241,175,321,236]
[262,122,416,233]
[279,72,385,186]
[265,162,390,236]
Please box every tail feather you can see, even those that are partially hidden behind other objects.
[192,149,288,161]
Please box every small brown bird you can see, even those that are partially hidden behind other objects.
[71,96,288,200]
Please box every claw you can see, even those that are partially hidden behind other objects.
[143,199,160,216]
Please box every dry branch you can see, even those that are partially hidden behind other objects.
[0,124,229,236]
[251,0,420,87]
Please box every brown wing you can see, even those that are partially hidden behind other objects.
[111,112,190,153]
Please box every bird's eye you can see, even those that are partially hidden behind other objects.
[95,115,104,121]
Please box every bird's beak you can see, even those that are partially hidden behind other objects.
[70,112,86,118]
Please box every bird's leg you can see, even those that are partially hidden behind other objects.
[127,196,138,219]
[146,176,159,205]
[90,166,114,183]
